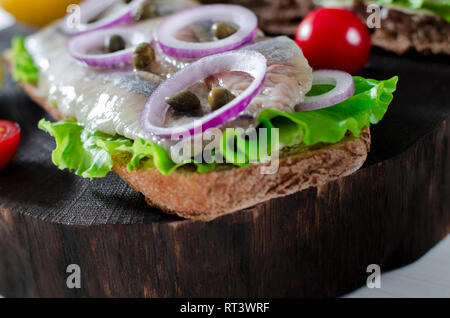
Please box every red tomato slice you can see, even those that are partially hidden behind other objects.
[0,120,21,170]
[295,8,371,74]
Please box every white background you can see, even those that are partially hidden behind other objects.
[347,235,450,297]
[0,7,448,299]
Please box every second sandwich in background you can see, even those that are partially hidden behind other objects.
[201,0,450,55]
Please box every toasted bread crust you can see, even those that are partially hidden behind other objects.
[4,52,370,221]
[115,132,370,220]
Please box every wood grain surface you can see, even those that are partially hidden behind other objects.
[0,25,449,297]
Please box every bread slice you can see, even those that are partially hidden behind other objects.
[4,52,370,221]
[351,2,450,55]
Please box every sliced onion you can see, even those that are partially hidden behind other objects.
[297,70,355,111]
[67,27,151,68]
[60,0,148,35]
[156,4,258,59]
[140,50,267,137]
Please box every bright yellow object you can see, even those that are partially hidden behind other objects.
[0,0,82,27]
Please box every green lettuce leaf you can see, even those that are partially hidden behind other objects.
[11,36,39,84]
[38,119,115,179]
[258,76,398,146]
[373,0,450,22]
[38,118,216,178]
[38,76,398,178]
[422,0,450,21]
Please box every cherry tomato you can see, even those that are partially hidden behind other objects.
[0,120,21,170]
[295,8,371,74]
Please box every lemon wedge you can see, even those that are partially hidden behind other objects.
[0,0,82,27]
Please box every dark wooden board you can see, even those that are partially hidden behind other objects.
[0,25,449,297]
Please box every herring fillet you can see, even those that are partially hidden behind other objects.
[25,15,312,155]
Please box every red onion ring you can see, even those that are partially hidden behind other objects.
[156,4,258,59]
[60,0,148,35]
[297,70,355,111]
[140,50,267,137]
[67,27,152,68]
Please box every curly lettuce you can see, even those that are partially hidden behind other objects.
[373,0,450,22]
[38,76,398,178]
[11,36,39,84]
[38,119,216,178]
[258,76,398,146]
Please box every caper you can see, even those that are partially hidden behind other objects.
[105,34,126,53]
[211,22,237,40]
[132,2,156,21]
[208,88,235,111]
[87,16,100,24]
[166,90,201,113]
[132,43,155,70]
